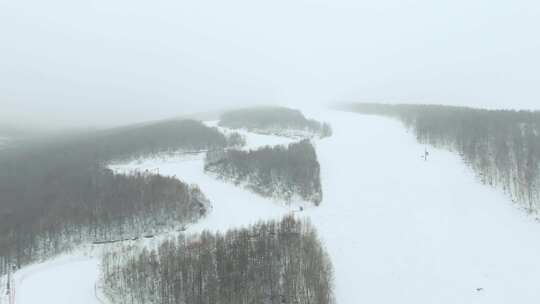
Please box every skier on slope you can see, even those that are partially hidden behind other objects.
[423,148,429,161]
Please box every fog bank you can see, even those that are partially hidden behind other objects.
[1,0,539,128]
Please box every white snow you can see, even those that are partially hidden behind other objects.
[108,124,301,233]
[12,109,540,304]
[13,254,100,304]
[303,109,540,304]
[111,154,296,234]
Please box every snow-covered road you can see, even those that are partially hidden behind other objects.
[13,109,540,304]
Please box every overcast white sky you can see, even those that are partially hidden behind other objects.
[1,0,539,127]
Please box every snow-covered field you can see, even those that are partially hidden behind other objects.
[15,255,99,304]
[11,109,540,304]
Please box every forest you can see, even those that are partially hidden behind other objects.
[204,140,323,205]
[219,106,332,138]
[343,103,540,212]
[100,215,334,304]
[0,119,237,276]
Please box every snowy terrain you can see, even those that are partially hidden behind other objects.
[10,109,540,304]
[14,254,100,304]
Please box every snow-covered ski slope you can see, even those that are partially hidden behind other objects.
[15,256,99,304]
[110,127,297,234]
[12,109,540,304]
[305,109,540,303]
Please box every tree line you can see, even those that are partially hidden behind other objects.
[100,215,335,304]
[205,140,323,205]
[219,106,333,138]
[0,119,235,276]
[343,103,540,212]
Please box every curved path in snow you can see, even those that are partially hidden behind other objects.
[14,257,99,304]
[14,109,540,304]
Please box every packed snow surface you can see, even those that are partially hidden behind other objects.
[13,109,540,304]
[14,255,99,304]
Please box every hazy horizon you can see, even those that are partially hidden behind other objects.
[1,0,539,129]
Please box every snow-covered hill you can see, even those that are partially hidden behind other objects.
[10,109,540,304]
[304,109,540,303]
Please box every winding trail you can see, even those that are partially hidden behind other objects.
[13,109,540,304]
[15,257,99,304]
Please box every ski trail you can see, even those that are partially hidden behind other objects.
[12,128,296,304]
[304,109,540,304]
[15,257,99,304]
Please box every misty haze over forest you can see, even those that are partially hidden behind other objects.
[2,1,540,304]
[1,0,540,129]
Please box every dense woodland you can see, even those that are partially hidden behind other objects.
[100,216,334,304]
[219,107,332,138]
[205,140,323,205]
[0,119,236,276]
[344,103,540,212]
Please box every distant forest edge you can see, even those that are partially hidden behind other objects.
[0,137,9,150]
[100,216,335,304]
[219,106,333,139]
[0,124,34,138]
[342,103,540,212]
[1,119,242,163]
[0,119,241,276]
[205,140,323,205]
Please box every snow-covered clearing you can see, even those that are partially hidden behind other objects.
[12,109,540,304]
[110,124,299,233]
[4,250,101,304]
